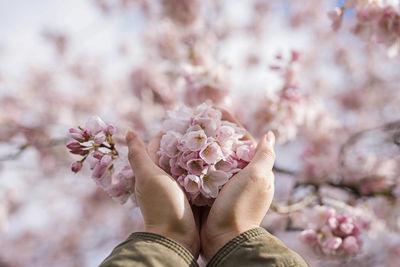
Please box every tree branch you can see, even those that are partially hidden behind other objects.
[0,138,68,162]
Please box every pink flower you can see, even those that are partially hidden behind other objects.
[69,128,85,141]
[184,175,201,193]
[199,105,222,121]
[215,158,240,175]
[299,229,317,243]
[328,217,339,230]
[325,207,336,218]
[339,221,354,235]
[92,155,113,187]
[66,141,81,149]
[328,7,344,31]
[187,159,204,176]
[195,117,219,136]
[160,131,182,158]
[70,161,83,173]
[158,104,255,203]
[342,236,359,254]
[169,157,186,177]
[200,142,224,164]
[92,150,104,159]
[215,159,234,172]
[104,124,116,136]
[324,237,342,251]
[68,147,89,155]
[236,144,255,162]
[182,129,207,151]
[86,153,100,170]
[217,125,235,142]
[93,132,106,145]
[200,169,229,198]
[106,166,134,204]
[300,205,367,256]
[84,116,106,135]
[177,150,197,169]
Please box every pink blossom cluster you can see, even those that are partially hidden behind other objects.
[158,104,255,206]
[240,51,309,144]
[299,205,369,256]
[329,0,400,57]
[338,124,400,195]
[67,116,136,205]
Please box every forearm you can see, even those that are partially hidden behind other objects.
[206,227,309,267]
[100,232,199,267]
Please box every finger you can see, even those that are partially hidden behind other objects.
[248,131,275,171]
[148,132,163,164]
[126,130,159,176]
[217,107,256,144]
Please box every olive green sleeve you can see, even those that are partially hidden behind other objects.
[99,232,199,267]
[206,227,309,267]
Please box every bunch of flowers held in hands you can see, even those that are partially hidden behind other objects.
[66,104,256,206]
[158,104,256,206]
[299,205,370,256]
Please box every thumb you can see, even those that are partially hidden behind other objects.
[126,131,156,175]
[249,131,275,171]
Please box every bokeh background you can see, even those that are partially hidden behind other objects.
[1,0,400,266]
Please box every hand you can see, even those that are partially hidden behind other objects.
[200,110,276,260]
[126,131,200,257]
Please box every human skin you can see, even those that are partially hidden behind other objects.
[125,110,275,259]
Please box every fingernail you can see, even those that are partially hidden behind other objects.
[266,131,275,147]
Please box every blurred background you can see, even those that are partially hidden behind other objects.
[1,0,400,266]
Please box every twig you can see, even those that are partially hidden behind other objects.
[0,138,68,162]
[271,192,317,214]
[273,165,297,175]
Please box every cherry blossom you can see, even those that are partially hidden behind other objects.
[158,104,255,205]
[299,205,369,256]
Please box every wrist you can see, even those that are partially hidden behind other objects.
[145,226,200,258]
[202,224,259,260]
[202,227,241,260]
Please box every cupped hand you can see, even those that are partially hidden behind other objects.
[200,110,276,260]
[126,131,200,257]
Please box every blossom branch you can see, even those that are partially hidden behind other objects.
[0,138,68,162]
[271,192,317,214]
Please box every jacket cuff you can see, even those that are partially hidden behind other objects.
[126,232,199,267]
[206,227,268,267]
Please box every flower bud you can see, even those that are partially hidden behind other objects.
[340,221,354,235]
[92,155,112,179]
[82,129,92,140]
[69,149,89,156]
[324,237,342,251]
[104,124,116,136]
[328,217,339,230]
[342,236,359,254]
[66,141,81,149]
[71,161,83,173]
[93,150,104,160]
[299,229,317,243]
[69,128,84,141]
[93,132,106,145]
[85,116,106,135]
